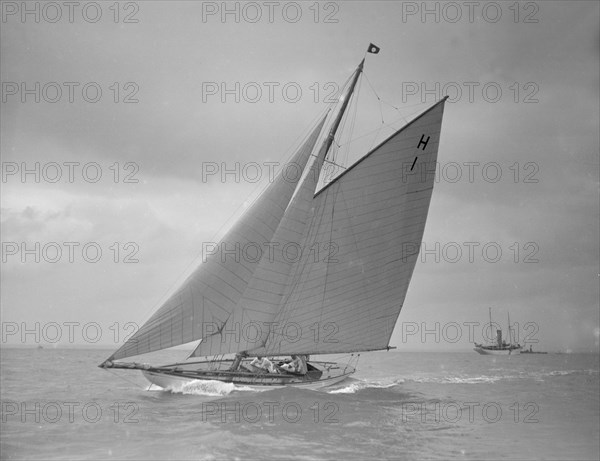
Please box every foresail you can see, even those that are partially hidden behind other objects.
[108,116,328,361]
[258,98,448,356]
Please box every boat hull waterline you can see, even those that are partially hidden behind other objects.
[473,346,521,355]
[108,359,356,390]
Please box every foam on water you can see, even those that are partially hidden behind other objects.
[407,374,504,384]
[165,379,261,396]
[327,378,403,394]
[547,369,599,376]
[329,374,505,391]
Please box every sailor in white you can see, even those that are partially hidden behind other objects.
[280,355,307,374]
[250,356,276,373]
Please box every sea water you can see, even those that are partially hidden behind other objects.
[1,348,598,460]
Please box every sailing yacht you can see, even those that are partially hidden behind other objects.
[100,45,449,389]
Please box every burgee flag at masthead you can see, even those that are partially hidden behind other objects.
[368,43,380,54]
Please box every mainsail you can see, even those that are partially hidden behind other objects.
[259,99,447,356]
[106,56,448,364]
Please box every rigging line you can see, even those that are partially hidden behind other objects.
[334,87,386,154]
[334,71,355,106]
[385,99,433,111]
[322,63,364,178]
[388,109,431,129]
[322,157,348,173]
[362,71,435,133]
[357,71,387,153]
[311,147,346,168]
[337,99,432,153]
[326,72,361,185]
[361,71,378,99]
[326,73,353,166]
[321,71,355,153]
[343,74,362,168]
[336,75,358,149]
[361,71,385,125]
[381,100,438,130]
[362,70,431,114]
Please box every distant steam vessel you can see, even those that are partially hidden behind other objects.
[474,308,521,355]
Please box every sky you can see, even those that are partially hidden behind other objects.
[1,1,598,353]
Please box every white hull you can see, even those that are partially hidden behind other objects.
[474,346,521,355]
[142,368,351,391]
[118,358,357,391]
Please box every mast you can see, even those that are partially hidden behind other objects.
[321,58,365,159]
[489,307,493,344]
